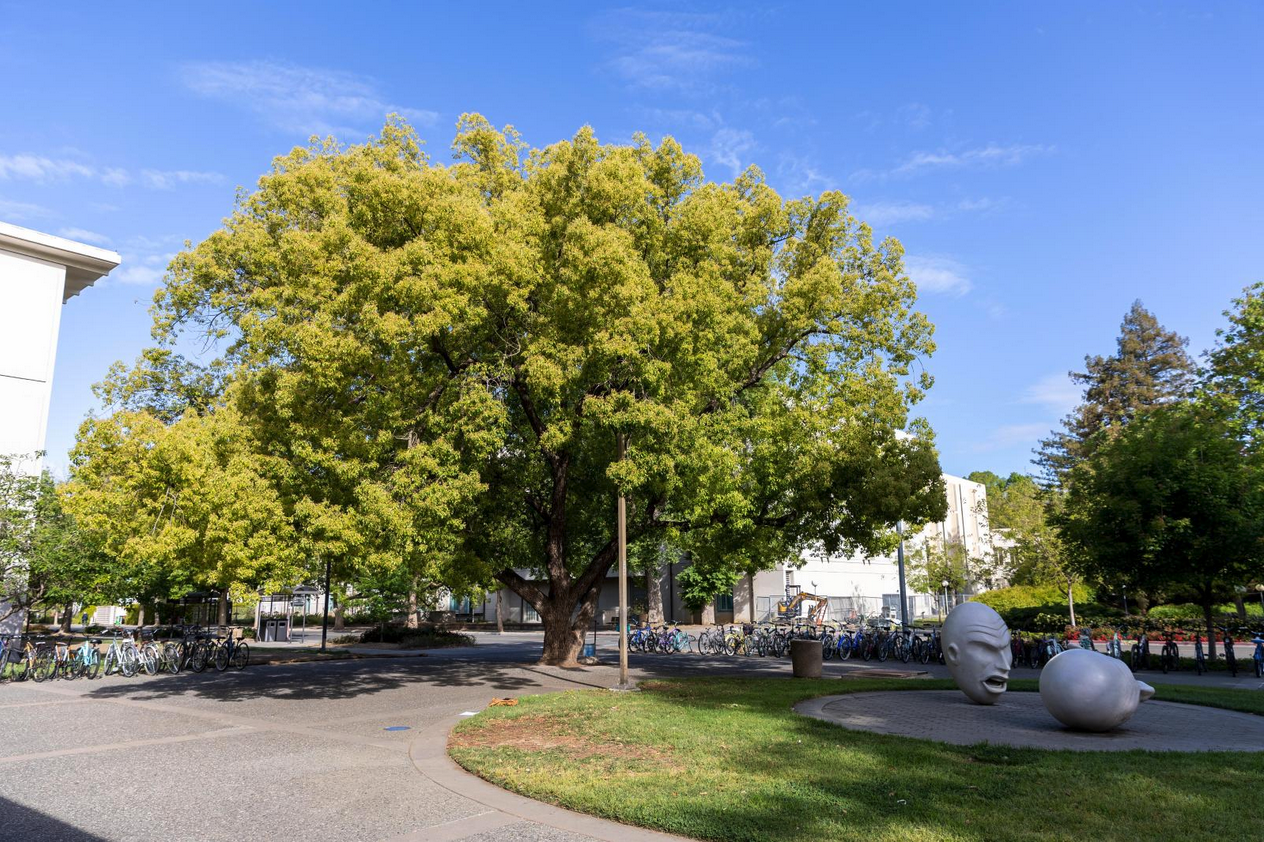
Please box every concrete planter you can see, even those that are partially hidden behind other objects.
[790,638,823,678]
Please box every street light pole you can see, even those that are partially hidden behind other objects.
[616,433,630,690]
[942,579,950,618]
[1256,584,1264,613]
[895,521,909,629]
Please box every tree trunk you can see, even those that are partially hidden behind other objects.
[1234,594,1248,621]
[496,590,504,634]
[334,603,345,630]
[406,590,419,629]
[646,562,664,625]
[1204,602,1218,660]
[217,592,228,627]
[136,604,146,629]
[1066,581,1076,628]
[701,601,716,625]
[60,605,73,634]
[539,603,585,666]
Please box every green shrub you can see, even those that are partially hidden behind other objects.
[358,625,474,648]
[1148,603,1204,621]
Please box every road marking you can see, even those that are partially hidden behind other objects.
[376,809,516,842]
[0,726,253,765]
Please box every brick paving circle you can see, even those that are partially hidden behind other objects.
[795,690,1264,752]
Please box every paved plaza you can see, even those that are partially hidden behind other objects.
[795,690,1264,752]
[2,632,1261,842]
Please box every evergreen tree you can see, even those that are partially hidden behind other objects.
[1036,301,1195,485]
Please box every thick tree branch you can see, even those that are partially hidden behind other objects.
[702,327,819,414]
[495,567,547,612]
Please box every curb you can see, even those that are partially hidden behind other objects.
[407,709,695,842]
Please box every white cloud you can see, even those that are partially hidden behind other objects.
[973,423,1052,453]
[112,251,174,287]
[592,9,750,92]
[775,152,828,195]
[0,196,54,221]
[1020,372,1081,414]
[0,153,129,186]
[890,144,1053,177]
[898,103,932,130]
[709,127,757,177]
[57,227,112,245]
[180,60,438,136]
[904,255,973,296]
[853,200,936,226]
[140,169,223,190]
[0,153,221,191]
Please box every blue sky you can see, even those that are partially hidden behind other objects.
[2,2,1261,479]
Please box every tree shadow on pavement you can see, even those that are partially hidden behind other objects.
[79,658,549,705]
[0,795,111,842]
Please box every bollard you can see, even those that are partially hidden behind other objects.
[790,638,823,679]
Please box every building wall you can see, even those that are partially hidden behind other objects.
[0,248,69,635]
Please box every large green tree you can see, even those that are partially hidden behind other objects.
[145,116,945,664]
[1054,403,1264,656]
[967,470,1079,622]
[1204,281,1264,449]
[1036,301,1195,485]
[1,456,109,629]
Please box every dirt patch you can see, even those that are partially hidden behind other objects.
[451,714,679,766]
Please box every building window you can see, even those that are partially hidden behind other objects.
[715,594,734,611]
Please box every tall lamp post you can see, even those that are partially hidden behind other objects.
[1256,583,1264,614]
[942,579,950,619]
[615,433,631,691]
[895,521,909,629]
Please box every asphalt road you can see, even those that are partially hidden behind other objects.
[1,632,1260,842]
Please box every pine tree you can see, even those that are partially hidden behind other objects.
[1036,301,1194,485]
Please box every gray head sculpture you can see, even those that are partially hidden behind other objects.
[941,601,1012,705]
[1039,648,1155,732]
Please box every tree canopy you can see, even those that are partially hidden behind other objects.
[92,115,945,663]
[1036,301,1195,485]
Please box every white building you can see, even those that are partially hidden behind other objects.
[0,222,119,634]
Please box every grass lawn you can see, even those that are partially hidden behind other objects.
[449,678,1264,842]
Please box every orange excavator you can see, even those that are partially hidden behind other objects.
[776,588,830,624]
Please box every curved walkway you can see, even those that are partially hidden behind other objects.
[405,710,693,842]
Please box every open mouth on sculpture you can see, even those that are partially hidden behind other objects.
[983,676,1008,692]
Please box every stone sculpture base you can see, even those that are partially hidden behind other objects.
[795,691,1264,752]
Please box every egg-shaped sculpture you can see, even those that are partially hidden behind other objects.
[1039,648,1155,732]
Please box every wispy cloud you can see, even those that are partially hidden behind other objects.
[139,169,223,190]
[709,127,757,178]
[0,196,55,222]
[972,423,1051,453]
[0,154,129,186]
[851,196,1008,227]
[108,234,185,288]
[904,255,973,296]
[891,144,1053,177]
[852,200,936,226]
[853,143,1053,181]
[180,60,439,136]
[775,152,828,195]
[592,9,750,93]
[0,153,220,190]
[897,102,932,131]
[57,227,112,246]
[1020,372,1081,415]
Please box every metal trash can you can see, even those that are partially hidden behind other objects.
[264,619,278,642]
[274,618,289,643]
[790,638,823,679]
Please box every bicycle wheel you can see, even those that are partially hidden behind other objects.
[231,642,249,670]
[141,645,159,676]
[32,652,55,683]
[120,648,138,678]
[189,642,209,673]
[84,650,102,680]
[164,643,181,674]
[1128,645,1140,672]
[214,643,231,671]
[1255,658,1263,679]
[1227,652,1237,678]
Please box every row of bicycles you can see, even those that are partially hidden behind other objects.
[0,625,249,683]
[1025,625,1264,678]
[627,620,947,666]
